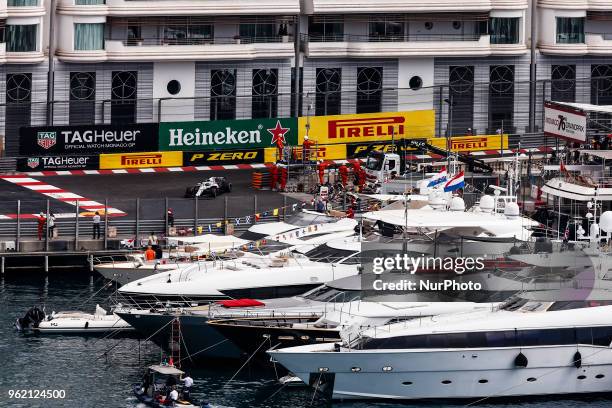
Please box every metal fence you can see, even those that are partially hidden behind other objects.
[0,195,299,249]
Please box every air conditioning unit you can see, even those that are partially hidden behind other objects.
[0,240,16,251]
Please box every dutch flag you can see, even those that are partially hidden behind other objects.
[427,167,448,187]
[444,171,465,192]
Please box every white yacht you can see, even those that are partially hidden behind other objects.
[269,289,612,400]
[116,237,362,304]
[95,210,357,285]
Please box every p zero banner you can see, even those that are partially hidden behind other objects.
[346,135,508,159]
[298,110,435,145]
[19,123,159,156]
[183,149,264,165]
[159,118,298,152]
[99,151,182,170]
[427,135,508,152]
[264,144,347,163]
[543,102,587,142]
[16,155,99,172]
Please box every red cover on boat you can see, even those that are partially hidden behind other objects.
[218,298,265,308]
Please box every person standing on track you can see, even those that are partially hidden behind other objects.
[167,208,174,227]
[92,211,101,239]
[36,212,46,241]
[48,212,56,239]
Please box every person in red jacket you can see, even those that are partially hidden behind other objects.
[317,161,328,185]
[36,212,46,241]
[302,136,315,161]
[346,206,355,219]
[338,163,348,187]
[352,162,366,191]
[270,164,278,191]
[279,165,288,191]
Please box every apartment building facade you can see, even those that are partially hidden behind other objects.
[0,0,611,155]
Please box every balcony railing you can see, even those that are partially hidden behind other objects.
[112,35,292,46]
[304,33,482,43]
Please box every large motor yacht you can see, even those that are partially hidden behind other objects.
[269,288,612,400]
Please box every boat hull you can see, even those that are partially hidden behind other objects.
[271,344,612,400]
[117,312,243,360]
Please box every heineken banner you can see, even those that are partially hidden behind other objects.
[19,123,159,155]
[159,118,298,151]
[17,155,99,172]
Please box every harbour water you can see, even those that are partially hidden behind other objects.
[2,270,612,408]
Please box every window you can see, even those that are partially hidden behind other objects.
[6,24,37,52]
[5,73,32,156]
[251,68,278,119]
[75,0,104,4]
[69,72,95,125]
[164,24,213,45]
[449,66,474,133]
[551,65,576,102]
[315,68,341,116]
[111,71,137,124]
[359,327,612,350]
[488,65,514,132]
[74,23,104,50]
[8,0,38,5]
[489,18,519,44]
[556,17,584,44]
[369,16,404,41]
[356,67,383,114]
[591,64,612,105]
[240,18,276,42]
[210,69,236,120]
[308,16,344,42]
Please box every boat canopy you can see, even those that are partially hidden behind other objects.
[167,234,248,247]
[147,365,184,376]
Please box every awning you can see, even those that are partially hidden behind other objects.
[587,11,612,21]
[549,101,612,115]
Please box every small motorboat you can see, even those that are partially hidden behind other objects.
[133,364,201,408]
[15,304,134,334]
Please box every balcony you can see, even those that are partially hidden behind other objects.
[306,0,518,14]
[586,32,612,54]
[7,0,44,18]
[58,0,300,16]
[303,33,523,58]
[58,36,295,62]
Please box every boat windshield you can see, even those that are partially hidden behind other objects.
[302,286,362,303]
[303,244,358,263]
[285,212,337,226]
[499,296,612,312]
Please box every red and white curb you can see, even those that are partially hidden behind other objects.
[0,175,126,219]
[15,147,556,177]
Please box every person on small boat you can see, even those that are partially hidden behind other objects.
[145,246,156,261]
[182,373,193,400]
[168,386,178,406]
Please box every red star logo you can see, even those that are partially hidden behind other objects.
[267,120,290,146]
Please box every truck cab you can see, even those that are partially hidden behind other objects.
[365,150,402,183]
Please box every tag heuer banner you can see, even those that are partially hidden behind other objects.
[19,123,159,155]
[159,118,298,151]
[16,155,99,172]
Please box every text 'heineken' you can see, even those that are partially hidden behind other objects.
[168,128,261,147]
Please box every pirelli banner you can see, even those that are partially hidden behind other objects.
[298,110,435,145]
[17,155,99,172]
[19,123,159,156]
[346,135,508,159]
[99,151,183,170]
[426,135,508,153]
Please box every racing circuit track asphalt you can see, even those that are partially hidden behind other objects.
[0,169,297,220]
